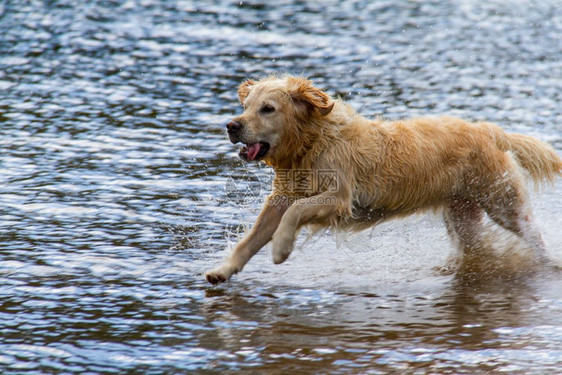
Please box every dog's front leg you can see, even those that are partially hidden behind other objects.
[205,194,289,284]
[271,191,345,264]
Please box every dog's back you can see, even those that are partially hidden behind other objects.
[339,116,561,215]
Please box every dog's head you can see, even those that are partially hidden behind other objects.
[226,76,334,165]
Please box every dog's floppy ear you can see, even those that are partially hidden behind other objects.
[238,79,256,103]
[288,77,334,116]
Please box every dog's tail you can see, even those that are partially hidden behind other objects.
[504,132,562,186]
[481,121,562,186]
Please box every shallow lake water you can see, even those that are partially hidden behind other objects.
[1,0,561,373]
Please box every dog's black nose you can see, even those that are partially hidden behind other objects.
[226,120,242,134]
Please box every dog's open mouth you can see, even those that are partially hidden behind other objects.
[239,142,270,161]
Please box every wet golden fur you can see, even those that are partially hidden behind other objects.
[205,75,562,284]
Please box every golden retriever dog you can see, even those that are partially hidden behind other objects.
[205,75,562,284]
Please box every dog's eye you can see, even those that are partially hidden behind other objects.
[260,105,275,114]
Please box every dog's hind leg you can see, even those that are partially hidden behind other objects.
[478,175,547,258]
[482,197,546,258]
[444,197,486,252]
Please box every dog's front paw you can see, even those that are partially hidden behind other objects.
[205,264,237,285]
[271,234,294,264]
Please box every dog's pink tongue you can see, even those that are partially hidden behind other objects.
[247,143,261,160]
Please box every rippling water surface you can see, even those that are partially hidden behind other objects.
[1,0,561,373]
